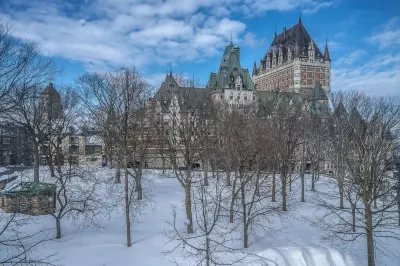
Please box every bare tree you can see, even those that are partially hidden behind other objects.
[313,92,400,266]
[157,73,210,234]
[0,28,57,181]
[0,213,57,265]
[47,164,103,239]
[164,172,244,266]
[270,97,303,211]
[78,73,123,183]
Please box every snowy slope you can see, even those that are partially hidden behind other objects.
[1,168,400,266]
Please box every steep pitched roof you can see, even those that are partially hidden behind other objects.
[324,40,331,62]
[334,102,348,117]
[207,43,255,92]
[309,82,328,101]
[263,19,324,61]
[154,73,209,112]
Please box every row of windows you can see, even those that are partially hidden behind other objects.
[227,94,256,101]
[295,66,329,72]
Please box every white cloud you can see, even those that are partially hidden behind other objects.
[366,17,400,49]
[303,1,334,14]
[0,0,248,72]
[332,53,400,96]
[245,0,334,14]
[244,32,266,48]
[335,50,366,65]
[0,0,337,76]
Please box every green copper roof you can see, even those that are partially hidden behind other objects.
[1,182,56,197]
[207,44,255,92]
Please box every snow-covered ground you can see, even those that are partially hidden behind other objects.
[2,167,400,266]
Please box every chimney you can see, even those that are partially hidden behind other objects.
[283,27,286,40]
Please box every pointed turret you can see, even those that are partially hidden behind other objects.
[334,102,348,118]
[324,37,331,62]
[310,82,328,101]
[252,61,257,76]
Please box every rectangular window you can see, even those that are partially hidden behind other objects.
[320,74,323,79]
[304,80,307,85]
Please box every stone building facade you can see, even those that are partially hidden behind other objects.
[0,122,33,166]
[253,18,331,97]
[207,43,257,109]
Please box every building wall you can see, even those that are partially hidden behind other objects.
[254,57,331,95]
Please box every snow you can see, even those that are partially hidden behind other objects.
[1,167,400,266]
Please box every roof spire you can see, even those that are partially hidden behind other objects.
[299,10,302,23]
[252,60,257,76]
[230,30,233,44]
[192,72,195,88]
[324,35,331,62]
[274,24,277,36]
[169,63,172,76]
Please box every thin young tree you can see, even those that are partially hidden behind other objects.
[157,73,210,234]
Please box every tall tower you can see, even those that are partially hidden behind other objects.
[253,18,331,97]
[40,83,63,119]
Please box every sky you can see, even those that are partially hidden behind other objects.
[0,0,399,95]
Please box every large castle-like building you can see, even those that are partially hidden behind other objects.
[253,18,331,98]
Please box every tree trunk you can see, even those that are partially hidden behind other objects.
[365,203,375,266]
[352,204,356,232]
[282,178,287,211]
[311,170,315,192]
[301,171,305,202]
[109,153,114,168]
[33,143,40,182]
[56,218,61,239]
[240,183,248,248]
[48,152,55,177]
[136,167,143,200]
[185,168,193,233]
[272,168,276,202]
[398,201,400,227]
[124,167,132,247]
[115,158,121,183]
[227,171,231,186]
[229,172,238,223]
[56,146,62,174]
[339,176,344,209]
[205,236,210,266]
[203,162,209,186]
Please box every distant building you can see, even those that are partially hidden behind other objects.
[0,122,33,166]
[253,18,331,97]
[61,126,105,166]
[40,83,63,119]
[207,42,257,109]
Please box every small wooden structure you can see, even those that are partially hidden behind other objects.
[0,182,56,216]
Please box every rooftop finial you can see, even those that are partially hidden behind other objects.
[230,31,233,44]
[299,10,302,23]
[169,63,172,76]
[274,24,277,36]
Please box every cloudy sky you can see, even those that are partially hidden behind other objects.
[0,0,399,95]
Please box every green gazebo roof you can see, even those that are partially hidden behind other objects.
[0,182,56,197]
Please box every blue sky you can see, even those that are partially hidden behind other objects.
[0,0,399,95]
